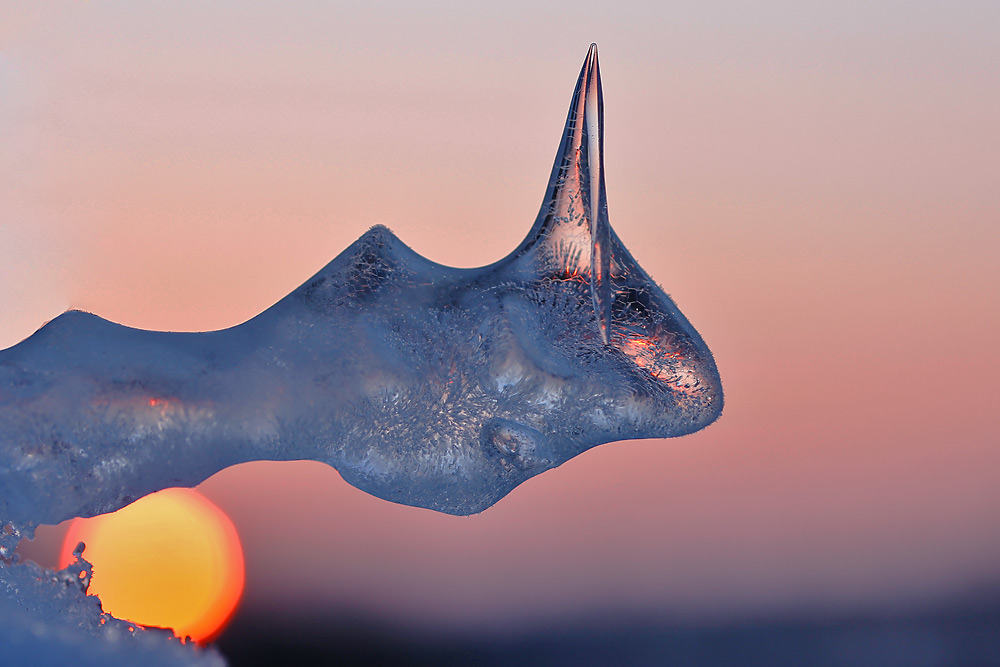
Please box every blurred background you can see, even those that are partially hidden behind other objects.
[3,2,999,664]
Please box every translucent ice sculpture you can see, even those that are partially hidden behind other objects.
[1,45,722,552]
[1,44,722,666]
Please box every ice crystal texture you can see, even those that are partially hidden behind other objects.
[1,45,721,666]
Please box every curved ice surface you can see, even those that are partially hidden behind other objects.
[0,46,722,550]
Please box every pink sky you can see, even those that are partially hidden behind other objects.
[3,3,999,628]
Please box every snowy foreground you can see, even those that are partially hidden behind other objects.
[0,46,721,665]
[0,556,224,666]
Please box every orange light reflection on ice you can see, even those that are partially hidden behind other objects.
[618,331,704,394]
[61,487,244,643]
[619,332,667,374]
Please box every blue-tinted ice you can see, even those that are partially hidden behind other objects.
[1,44,721,666]
[1,46,721,547]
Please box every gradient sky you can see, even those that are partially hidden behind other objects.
[3,2,999,631]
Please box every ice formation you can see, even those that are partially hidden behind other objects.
[1,45,721,664]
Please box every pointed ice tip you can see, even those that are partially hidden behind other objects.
[584,44,599,72]
[582,44,612,347]
[518,44,612,344]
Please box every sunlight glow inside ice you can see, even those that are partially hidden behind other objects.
[0,46,722,665]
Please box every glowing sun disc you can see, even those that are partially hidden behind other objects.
[61,487,244,643]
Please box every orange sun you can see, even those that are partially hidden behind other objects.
[61,487,244,643]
